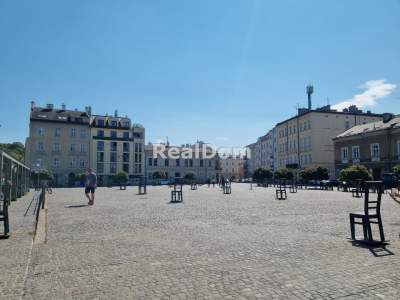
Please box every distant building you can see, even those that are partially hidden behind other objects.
[144,142,219,183]
[220,155,245,180]
[276,106,382,177]
[25,104,91,186]
[333,114,400,178]
[89,111,145,186]
[26,103,145,186]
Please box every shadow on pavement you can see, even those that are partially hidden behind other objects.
[350,240,395,257]
[65,204,89,208]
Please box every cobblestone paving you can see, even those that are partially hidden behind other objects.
[4,184,400,299]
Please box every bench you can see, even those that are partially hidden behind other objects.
[171,183,183,202]
[0,191,9,238]
[350,181,385,244]
[276,182,287,200]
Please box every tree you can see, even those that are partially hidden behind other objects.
[184,172,196,181]
[339,165,372,182]
[0,142,25,162]
[113,172,128,184]
[152,171,167,179]
[300,166,329,181]
[252,168,273,183]
[393,164,400,177]
[274,168,293,180]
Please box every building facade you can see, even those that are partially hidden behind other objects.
[220,155,245,180]
[25,104,91,186]
[26,103,145,186]
[333,114,400,178]
[145,142,219,183]
[89,112,145,186]
[275,106,382,178]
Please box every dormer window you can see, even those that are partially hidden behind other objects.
[97,119,105,127]
[111,120,118,127]
[122,121,130,128]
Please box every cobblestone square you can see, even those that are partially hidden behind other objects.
[2,183,400,299]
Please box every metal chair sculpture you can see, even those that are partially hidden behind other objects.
[350,181,385,244]
[351,180,363,198]
[190,182,198,190]
[171,183,183,202]
[138,178,147,195]
[289,181,297,193]
[275,181,287,200]
[223,180,232,194]
[0,191,10,237]
[120,183,127,190]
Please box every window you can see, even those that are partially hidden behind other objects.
[98,119,105,127]
[70,128,76,137]
[97,163,104,173]
[189,159,193,167]
[38,128,44,136]
[80,129,86,138]
[123,164,129,173]
[176,159,180,167]
[110,152,117,162]
[37,142,44,151]
[123,153,129,162]
[397,141,400,160]
[70,159,76,167]
[122,121,130,128]
[110,142,117,152]
[70,144,76,153]
[200,159,204,167]
[97,130,104,137]
[111,120,118,127]
[309,154,312,164]
[341,147,349,163]
[80,144,86,153]
[352,146,360,162]
[111,131,117,138]
[97,141,104,151]
[209,160,212,167]
[371,143,380,161]
[110,163,117,174]
[53,158,60,167]
[79,160,85,168]
[165,159,169,166]
[123,142,129,152]
[123,132,129,139]
[153,158,158,166]
[148,158,153,166]
[97,152,104,162]
[54,128,61,137]
[53,143,61,153]
[184,159,189,167]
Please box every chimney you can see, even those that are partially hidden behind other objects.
[382,113,394,123]
[61,103,66,110]
[306,85,313,110]
[114,110,118,117]
[46,103,54,110]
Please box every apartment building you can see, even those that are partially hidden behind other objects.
[246,127,277,175]
[25,104,91,186]
[26,104,145,186]
[145,142,219,183]
[276,105,382,177]
[220,155,245,180]
[89,111,145,186]
[333,114,400,178]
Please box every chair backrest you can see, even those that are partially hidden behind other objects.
[174,183,182,191]
[363,181,384,216]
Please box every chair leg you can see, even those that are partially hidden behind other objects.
[350,215,355,240]
[377,217,385,242]
[366,220,373,242]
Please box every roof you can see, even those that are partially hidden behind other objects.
[30,107,89,124]
[276,109,382,126]
[335,116,400,139]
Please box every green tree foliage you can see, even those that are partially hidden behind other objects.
[339,165,372,182]
[113,172,128,184]
[184,172,196,181]
[31,169,53,181]
[0,142,25,162]
[393,164,400,177]
[152,171,167,179]
[300,166,329,181]
[252,168,273,183]
[274,168,294,180]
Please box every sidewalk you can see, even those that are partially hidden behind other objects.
[0,191,37,299]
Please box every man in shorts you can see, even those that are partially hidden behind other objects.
[85,168,97,205]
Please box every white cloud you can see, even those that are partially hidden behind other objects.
[332,79,396,111]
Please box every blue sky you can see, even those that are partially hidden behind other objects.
[0,0,399,147]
